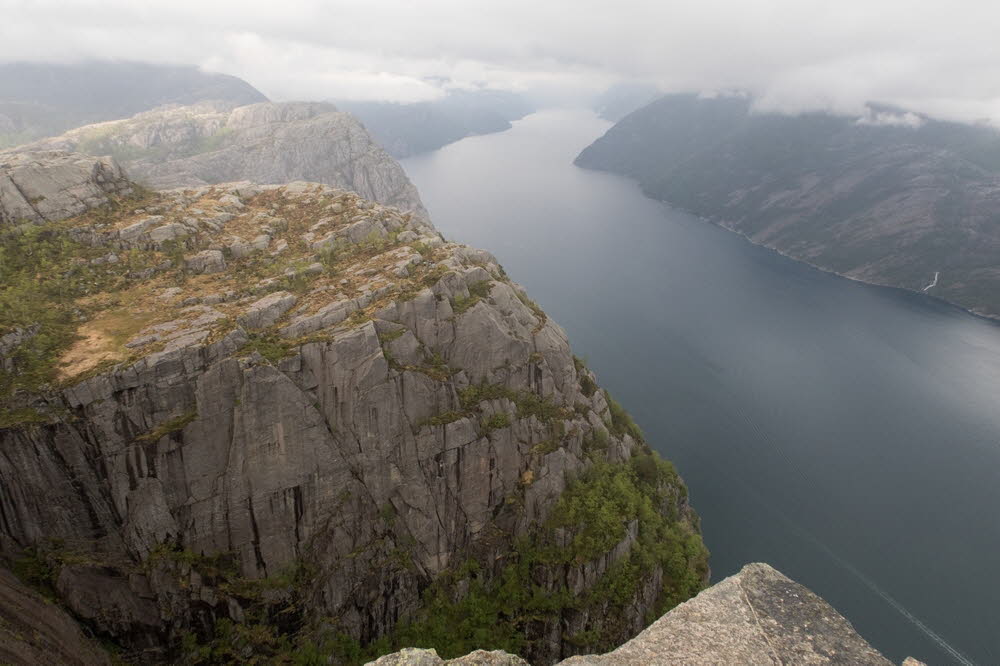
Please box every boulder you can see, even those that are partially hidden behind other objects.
[0,151,132,225]
[185,249,226,274]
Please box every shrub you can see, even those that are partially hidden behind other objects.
[605,390,644,443]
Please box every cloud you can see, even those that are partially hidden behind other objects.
[856,109,924,129]
[1,0,999,122]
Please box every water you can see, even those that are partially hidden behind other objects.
[401,109,1000,666]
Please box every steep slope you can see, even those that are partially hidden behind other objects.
[576,94,1000,318]
[0,61,267,148]
[0,567,111,666]
[377,563,896,665]
[336,91,534,158]
[13,102,426,215]
[591,83,661,122]
[0,156,706,664]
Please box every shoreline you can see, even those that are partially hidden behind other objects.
[630,188,1000,326]
[714,220,1000,325]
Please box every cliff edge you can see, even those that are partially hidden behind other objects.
[374,563,905,665]
[10,101,426,216]
[0,154,706,664]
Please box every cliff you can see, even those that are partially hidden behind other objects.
[375,563,900,665]
[0,154,706,664]
[0,61,267,149]
[12,101,426,216]
[576,93,1000,318]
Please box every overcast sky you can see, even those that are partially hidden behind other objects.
[2,0,1000,122]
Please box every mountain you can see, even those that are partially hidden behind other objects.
[0,153,706,664]
[592,83,661,122]
[13,101,425,215]
[576,93,1000,318]
[336,90,535,157]
[0,61,268,148]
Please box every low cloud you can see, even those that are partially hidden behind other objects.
[1,0,999,123]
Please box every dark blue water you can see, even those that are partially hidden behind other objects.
[402,109,1000,666]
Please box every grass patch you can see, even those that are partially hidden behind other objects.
[459,382,569,423]
[135,409,197,442]
[240,334,297,364]
[0,406,49,429]
[481,413,511,433]
[452,280,494,315]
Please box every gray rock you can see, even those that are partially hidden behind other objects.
[367,648,529,666]
[0,151,132,226]
[0,178,707,664]
[119,215,164,242]
[238,291,297,330]
[148,222,189,245]
[186,249,226,274]
[15,102,426,216]
[559,563,892,665]
[0,567,110,666]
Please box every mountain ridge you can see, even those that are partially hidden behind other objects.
[575,93,1000,318]
[9,101,426,216]
[0,61,268,148]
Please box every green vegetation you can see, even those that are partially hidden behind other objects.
[459,382,570,423]
[11,541,97,600]
[605,390,644,443]
[0,218,154,396]
[0,406,49,429]
[451,280,493,314]
[337,453,708,661]
[44,414,698,666]
[417,411,466,427]
[135,409,197,442]
[240,334,297,364]
[481,412,511,433]
[515,291,546,327]
[410,241,434,259]
[574,356,598,397]
[147,544,327,665]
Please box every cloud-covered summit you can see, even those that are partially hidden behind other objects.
[2,0,998,123]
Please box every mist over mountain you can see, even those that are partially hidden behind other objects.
[592,83,662,122]
[0,61,267,148]
[335,90,534,157]
[576,93,1000,317]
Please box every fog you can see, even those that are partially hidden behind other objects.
[2,0,999,122]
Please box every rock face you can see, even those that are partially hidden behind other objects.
[576,93,1000,318]
[14,101,426,215]
[376,563,897,665]
[0,174,706,663]
[0,151,132,225]
[0,567,110,666]
[561,563,891,665]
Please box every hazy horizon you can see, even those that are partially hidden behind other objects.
[3,0,1000,124]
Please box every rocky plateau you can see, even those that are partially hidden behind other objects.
[0,153,707,664]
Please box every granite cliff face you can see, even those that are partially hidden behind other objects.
[14,101,426,216]
[576,93,1000,318]
[0,155,706,663]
